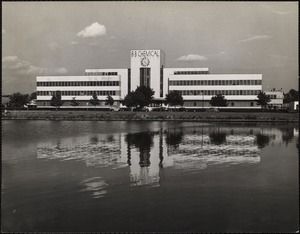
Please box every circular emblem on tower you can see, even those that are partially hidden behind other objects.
[141,56,150,67]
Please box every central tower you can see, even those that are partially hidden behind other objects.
[130,50,165,99]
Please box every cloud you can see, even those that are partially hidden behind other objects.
[47,42,60,51]
[2,56,18,63]
[2,56,68,75]
[239,35,272,43]
[177,54,208,62]
[77,22,106,38]
[71,41,79,45]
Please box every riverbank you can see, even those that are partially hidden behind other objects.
[2,110,299,122]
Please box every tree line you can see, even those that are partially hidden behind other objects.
[3,92,37,109]
[4,88,298,110]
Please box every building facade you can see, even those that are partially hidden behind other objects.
[265,91,284,109]
[36,49,262,109]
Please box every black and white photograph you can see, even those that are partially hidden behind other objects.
[2,1,299,232]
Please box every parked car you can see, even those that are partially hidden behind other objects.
[145,106,154,112]
[133,107,147,112]
[168,107,187,112]
[109,106,120,111]
[118,107,131,111]
[151,106,168,112]
[206,108,219,112]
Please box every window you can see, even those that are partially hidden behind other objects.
[140,68,151,87]
[231,102,234,106]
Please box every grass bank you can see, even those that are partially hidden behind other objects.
[2,110,299,123]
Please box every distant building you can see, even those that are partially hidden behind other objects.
[265,91,284,109]
[36,49,262,109]
[289,101,299,111]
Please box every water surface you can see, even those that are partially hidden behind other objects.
[2,120,298,232]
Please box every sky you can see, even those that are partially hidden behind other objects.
[2,1,298,94]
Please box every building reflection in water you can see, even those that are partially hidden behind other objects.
[37,125,295,189]
[124,131,168,187]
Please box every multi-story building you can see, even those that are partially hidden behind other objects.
[265,91,284,109]
[36,49,262,109]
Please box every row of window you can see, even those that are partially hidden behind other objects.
[177,90,261,96]
[85,72,118,76]
[267,95,277,99]
[184,101,255,107]
[169,80,262,86]
[37,90,119,96]
[174,71,209,75]
[37,81,120,87]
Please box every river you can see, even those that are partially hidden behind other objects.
[2,120,299,232]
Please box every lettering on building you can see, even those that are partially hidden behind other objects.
[131,50,159,58]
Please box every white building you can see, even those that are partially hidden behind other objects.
[36,49,262,109]
[265,91,284,109]
[289,101,299,111]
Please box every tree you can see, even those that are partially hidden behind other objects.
[89,92,100,108]
[70,97,79,107]
[30,92,37,101]
[135,86,155,108]
[123,91,138,109]
[283,89,299,103]
[165,90,183,107]
[8,92,29,108]
[209,94,228,107]
[50,91,64,110]
[256,91,270,109]
[105,95,114,107]
[123,86,155,109]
